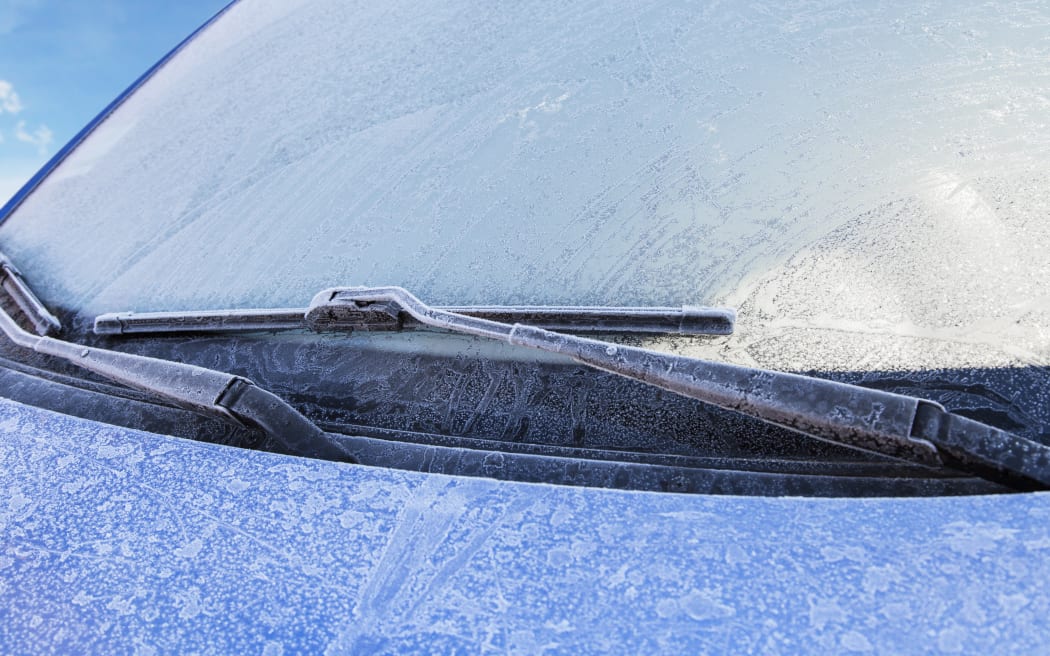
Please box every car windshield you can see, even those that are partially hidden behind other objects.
[1,0,1048,496]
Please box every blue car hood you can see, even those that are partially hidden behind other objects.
[2,396,1048,653]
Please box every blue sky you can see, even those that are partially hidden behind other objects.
[0,0,229,203]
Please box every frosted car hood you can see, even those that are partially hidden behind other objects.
[2,395,1049,653]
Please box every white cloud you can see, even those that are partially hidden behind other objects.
[0,80,24,114]
[14,120,52,155]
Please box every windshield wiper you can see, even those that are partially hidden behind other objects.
[64,281,1050,490]
[0,253,61,336]
[93,304,735,336]
[0,252,350,462]
[296,286,1050,491]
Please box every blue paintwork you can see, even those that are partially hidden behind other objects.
[2,396,1048,653]
[0,0,239,228]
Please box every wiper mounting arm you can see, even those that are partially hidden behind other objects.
[307,286,1050,490]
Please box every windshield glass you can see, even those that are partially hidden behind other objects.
[1,0,1048,373]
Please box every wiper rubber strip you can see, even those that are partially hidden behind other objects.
[305,286,1050,490]
[94,304,735,336]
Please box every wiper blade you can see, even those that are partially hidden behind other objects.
[95,308,306,334]
[0,252,61,336]
[94,304,735,336]
[306,286,1050,490]
[315,303,734,335]
[0,252,350,462]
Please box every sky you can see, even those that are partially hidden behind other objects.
[0,0,230,205]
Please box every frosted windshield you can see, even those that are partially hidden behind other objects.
[1,0,1048,372]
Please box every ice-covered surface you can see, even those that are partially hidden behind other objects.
[2,396,1050,653]
[0,0,1048,374]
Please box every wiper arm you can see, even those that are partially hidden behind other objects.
[94,304,735,336]
[0,252,350,462]
[305,286,1050,490]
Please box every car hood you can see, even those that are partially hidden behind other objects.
[3,395,1049,652]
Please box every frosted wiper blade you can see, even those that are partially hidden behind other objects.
[0,251,61,336]
[95,308,305,335]
[314,303,734,335]
[94,304,734,336]
[0,261,350,462]
[308,286,1050,491]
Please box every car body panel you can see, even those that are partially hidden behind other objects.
[3,396,1049,653]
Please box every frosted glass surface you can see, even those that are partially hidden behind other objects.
[2,0,1049,370]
